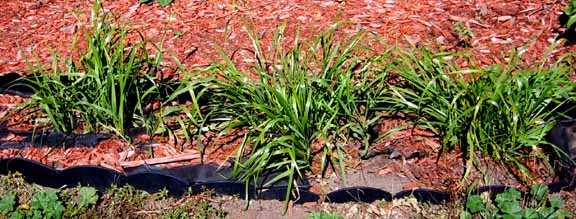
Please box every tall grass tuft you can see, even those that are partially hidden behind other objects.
[22,0,163,139]
[204,22,390,206]
[384,46,576,181]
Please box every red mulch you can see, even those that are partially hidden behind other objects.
[1,1,573,74]
[0,0,575,200]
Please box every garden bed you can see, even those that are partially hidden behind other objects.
[1,0,576,218]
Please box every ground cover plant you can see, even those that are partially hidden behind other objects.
[0,173,226,219]
[461,184,572,219]
[308,211,344,219]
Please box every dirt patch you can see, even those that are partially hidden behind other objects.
[213,195,457,219]
[311,153,415,195]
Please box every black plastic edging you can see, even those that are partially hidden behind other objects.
[0,156,575,204]
[0,131,110,149]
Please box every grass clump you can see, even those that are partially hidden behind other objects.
[384,46,576,181]
[562,0,576,32]
[21,0,164,139]
[203,22,389,204]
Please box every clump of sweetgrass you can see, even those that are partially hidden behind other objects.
[384,46,576,182]
[204,21,390,207]
[21,0,164,139]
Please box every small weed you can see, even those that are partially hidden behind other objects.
[461,184,572,219]
[308,211,345,219]
[563,0,576,31]
[140,0,174,7]
[0,193,16,215]
[173,31,183,38]
[454,21,474,47]
[560,0,576,43]
[78,187,98,208]
[30,191,65,219]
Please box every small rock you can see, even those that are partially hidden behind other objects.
[490,37,512,44]
[436,36,446,45]
[370,23,382,28]
[477,3,488,16]
[346,204,359,218]
[389,150,402,159]
[406,151,426,160]
[377,167,394,176]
